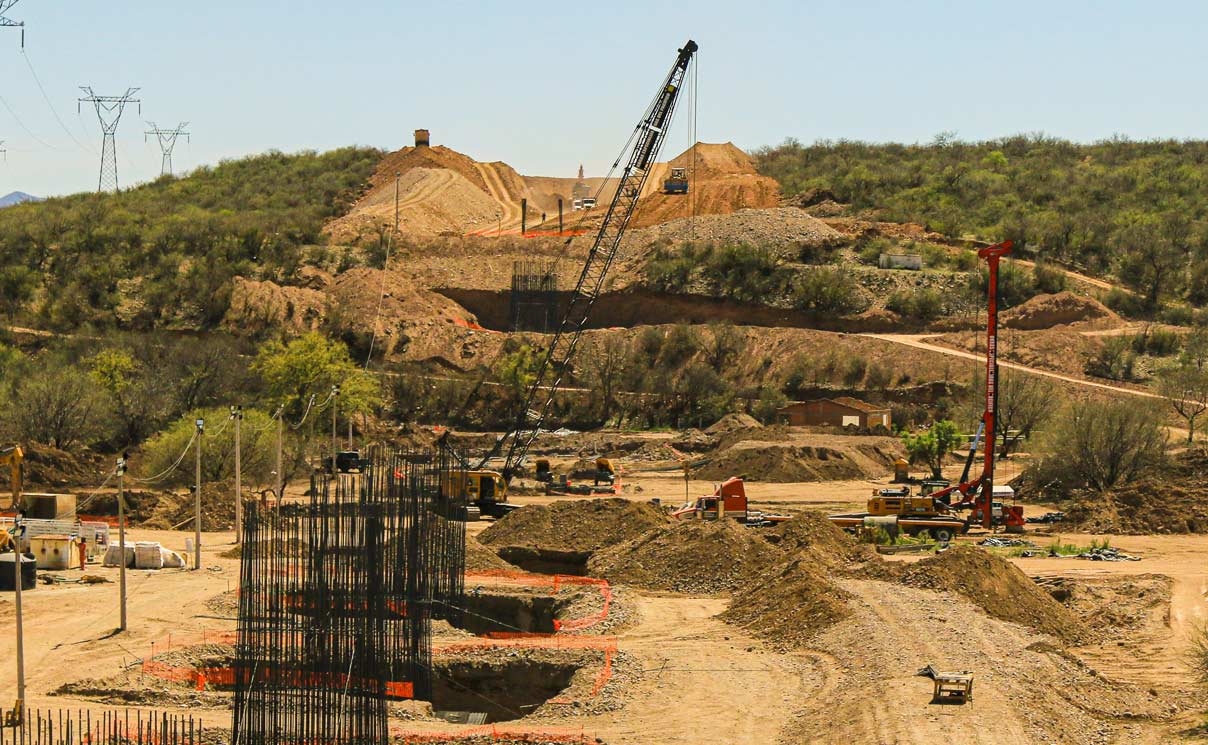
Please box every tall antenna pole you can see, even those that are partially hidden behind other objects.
[0,1,25,48]
[144,121,190,177]
[78,87,141,192]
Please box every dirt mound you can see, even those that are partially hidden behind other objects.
[140,480,237,532]
[588,519,779,594]
[772,510,877,568]
[704,412,760,435]
[19,443,102,489]
[478,498,669,553]
[328,167,502,240]
[1002,291,1118,330]
[900,546,1088,642]
[627,207,843,251]
[629,143,781,228]
[1035,574,1172,633]
[326,267,476,350]
[223,277,326,336]
[721,559,851,647]
[466,535,513,571]
[1065,479,1208,534]
[695,442,866,483]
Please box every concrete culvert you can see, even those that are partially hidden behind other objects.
[429,658,578,723]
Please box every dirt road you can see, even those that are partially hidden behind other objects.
[587,594,818,744]
[865,333,1160,399]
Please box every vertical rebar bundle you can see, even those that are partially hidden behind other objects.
[0,709,200,745]
[510,260,560,333]
[232,445,466,744]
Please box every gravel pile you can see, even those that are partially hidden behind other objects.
[626,207,845,249]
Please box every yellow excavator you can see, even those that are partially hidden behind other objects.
[0,445,22,552]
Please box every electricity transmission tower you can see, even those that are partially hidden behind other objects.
[145,121,190,176]
[0,0,24,47]
[78,87,141,192]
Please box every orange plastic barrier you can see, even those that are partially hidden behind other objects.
[465,571,613,632]
[394,724,593,743]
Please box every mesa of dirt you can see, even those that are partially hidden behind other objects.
[1002,291,1119,330]
[721,558,852,648]
[771,510,879,569]
[477,498,669,553]
[695,428,901,483]
[1034,574,1172,633]
[899,545,1089,643]
[587,519,779,594]
[625,143,781,229]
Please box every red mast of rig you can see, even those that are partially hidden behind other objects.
[933,239,1012,530]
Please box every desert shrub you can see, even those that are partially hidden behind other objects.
[1103,287,1146,318]
[139,407,277,487]
[842,355,869,386]
[1131,327,1182,357]
[1032,261,1067,294]
[887,288,945,322]
[1085,336,1137,380]
[1026,396,1166,492]
[792,268,867,315]
[865,362,894,389]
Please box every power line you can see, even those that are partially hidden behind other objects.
[78,86,141,192]
[20,50,92,153]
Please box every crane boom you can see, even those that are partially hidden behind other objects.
[486,39,699,482]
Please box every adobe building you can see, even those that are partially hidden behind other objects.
[776,397,891,429]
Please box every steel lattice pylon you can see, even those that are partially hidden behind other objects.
[145,121,190,177]
[78,87,140,192]
[0,0,24,46]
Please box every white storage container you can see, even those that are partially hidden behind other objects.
[135,541,164,569]
[103,542,135,568]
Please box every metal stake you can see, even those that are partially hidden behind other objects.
[330,386,340,480]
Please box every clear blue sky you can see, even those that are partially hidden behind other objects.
[2,0,1207,197]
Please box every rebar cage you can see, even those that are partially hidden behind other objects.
[232,445,467,744]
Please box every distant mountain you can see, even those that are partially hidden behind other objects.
[0,191,41,208]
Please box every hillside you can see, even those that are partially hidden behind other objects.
[757,136,1208,315]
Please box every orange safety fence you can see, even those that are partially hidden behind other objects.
[462,228,590,239]
[393,724,595,744]
[464,571,612,633]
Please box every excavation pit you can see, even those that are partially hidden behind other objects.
[456,591,565,635]
[429,658,578,723]
[494,546,590,575]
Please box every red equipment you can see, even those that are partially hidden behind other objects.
[930,241,1024,531]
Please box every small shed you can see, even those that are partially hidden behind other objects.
[777,397,892,429]
[879,253,923,270]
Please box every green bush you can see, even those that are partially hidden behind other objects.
[792,268,867,315]
[887,288,945,322]
[138,407,277,487]
[1131,327,1182,357]
[1032,261,1068,294]
[1085,336,1138,380]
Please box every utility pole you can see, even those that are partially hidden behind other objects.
[12,490,24,723]
[275,407,284,502]
[144,121,190,177]
[394,172,401,234]
[194,417,204,570]
[78,87,140,192]
[0,1,25,47]
[116,456,127,631]
[330,386,340,480]
[231,406,242,544]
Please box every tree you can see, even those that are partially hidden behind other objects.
[492,342,541,415]
[5,366,113,450]
[253,332,382,418]
[702,322,745,373]
[1113,212,1189,310]
[901,420,963,478]
[579,340,628,426]
[1040,396,1167,491]
[973,372,1059,457]
[1157,364,1208,443]
[1181,326,1208,371]
[139,407,277,487]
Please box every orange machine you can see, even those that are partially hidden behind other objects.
[671,478,790,525]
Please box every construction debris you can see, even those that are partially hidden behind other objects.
[1074,547,1141,562]
[979,536,1035,547]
